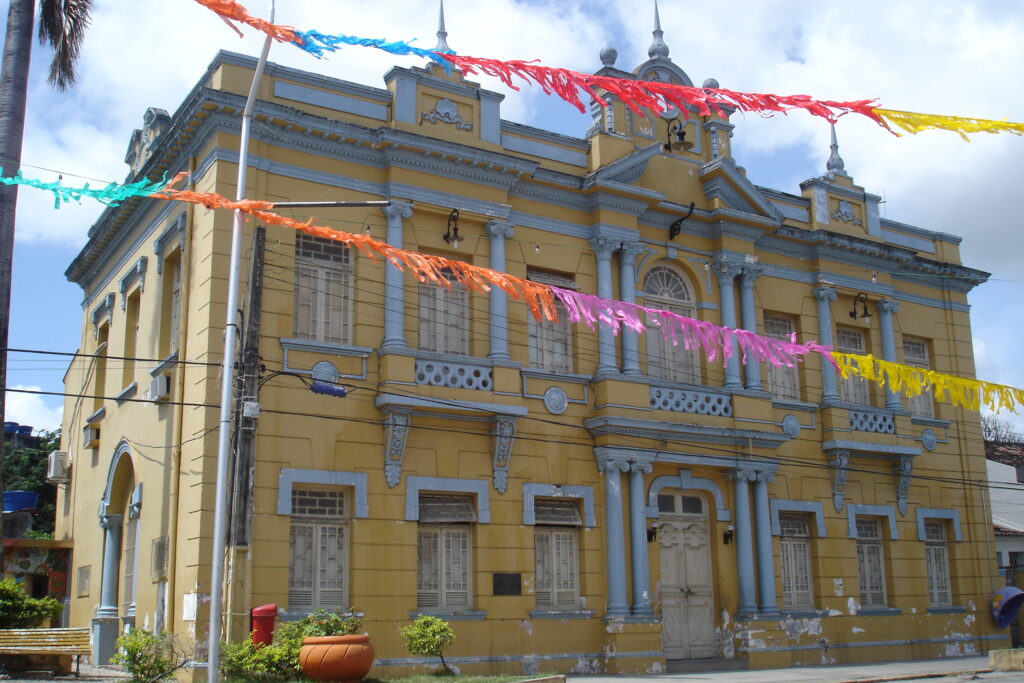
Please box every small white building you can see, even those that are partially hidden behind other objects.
[986,442,1024,573]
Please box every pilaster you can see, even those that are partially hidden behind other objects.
[813,286,839,403]
[713,259,744,390]
[382,202,414,351]
[487,221,514,362]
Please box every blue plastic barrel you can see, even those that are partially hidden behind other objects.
[3,490,39,512]
[3,422,18,434]
[16,425,32,436]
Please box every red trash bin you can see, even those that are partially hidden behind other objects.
[250,603,278,646]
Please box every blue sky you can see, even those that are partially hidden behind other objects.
[4,0,1024,434]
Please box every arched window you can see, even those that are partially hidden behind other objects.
[643,265,700,384]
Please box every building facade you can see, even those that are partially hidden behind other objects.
[56,17,1002,679]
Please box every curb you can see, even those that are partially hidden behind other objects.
[836,668,992,683]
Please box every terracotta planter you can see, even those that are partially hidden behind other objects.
[299,634,374,682]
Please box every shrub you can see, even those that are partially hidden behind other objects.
[0,577,63,628]
[111,629,190,683]
[401,615,455,674]
[220,608,363,681]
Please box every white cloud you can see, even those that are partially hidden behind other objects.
[5,386,63,433]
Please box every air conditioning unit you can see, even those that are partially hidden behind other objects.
[83,426,100,448]
[47,450,70,483]
[148,374,171,402]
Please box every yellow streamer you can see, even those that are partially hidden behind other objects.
[873,108,1024,142]
[833,353,1024,414]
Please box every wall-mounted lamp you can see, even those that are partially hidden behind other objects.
[442,208,461,249]
[722,524,735,545]
[663,117,695,152]
[647,521,661,543]
[668,202,696,240]
[849,292,872,325]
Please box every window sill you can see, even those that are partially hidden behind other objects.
[856,607,901,616]
[780,608,829,618]
[410,610,486,621]
[280,338,372,358]
[521,368,590,385]
[86,407,106,424]
[911,416,950,428]
[927,605,965,614]
[115,383,138,405]
[529,609,594,620]
[149,352,178,377]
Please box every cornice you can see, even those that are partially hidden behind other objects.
[584,415,788,449]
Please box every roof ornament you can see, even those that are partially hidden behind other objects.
[434,0,452,53]
[649,0,671,59]
[826,123,846,173]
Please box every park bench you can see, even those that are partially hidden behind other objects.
[0,627,91,677]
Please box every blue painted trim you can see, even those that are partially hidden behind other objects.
[100,440,134,515]
[277,468,369,518]
[376,392,528,418]
[927,605,967,614]
[273,81,388,120]
[522,483,595,527]
[114,383,137,405]
[528,610,595,620]
[823,440,921,457]
[915,508,963,542]
[739,632,1000,654]
[405,476,490,523]
[408,610,486,621]
[855,607,902,616]
[769,500,826,537]
[882,229,934,254]
[153,213,186,274]
[645,469,731,522]
[847,504,898,540]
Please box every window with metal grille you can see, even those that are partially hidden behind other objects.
[418,269,469,355]
[151,536,168,581]
[903,337,934,418]
[417,495,475,610]
[764,315,800,401]
[924,521,952,606]
[535,528,579,609]
[122,516,138,612]
[779,513,813,609]
[534,499,582,526]
[657,493,703,515]
[528,299,573,373]
[837,327,870,405]
[289,489,347,613]
[294,234,354,345]
[856,518,887,607]
[77,565,90,597]
[642,266,700,384]
[1010,551,1024,569]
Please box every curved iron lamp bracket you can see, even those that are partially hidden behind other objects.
[668,202,696,241]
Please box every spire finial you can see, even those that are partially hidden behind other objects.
[826,123,845,173]
[434,0,452,53]
[649,0,670,59]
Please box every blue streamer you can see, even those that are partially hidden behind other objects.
[291,29,453,66]
[0,168,171,208]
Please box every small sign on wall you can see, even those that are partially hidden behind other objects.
[492,573,521,596]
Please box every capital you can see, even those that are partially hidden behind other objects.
[486,221,514,239]
[382,201,414,220]
[619,241,647,259]
[99,513,124,530]
[876,299,900,314]
[740,265,764,287]
[597,455,631,473]
[813,286,837,302]
[630,461,653,474]
[732,468,758,482]
[712,258,743,284]
[589,235,618,258]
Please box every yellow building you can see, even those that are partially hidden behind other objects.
[56,11,1003,679]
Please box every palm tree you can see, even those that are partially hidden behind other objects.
[0,0,93,528]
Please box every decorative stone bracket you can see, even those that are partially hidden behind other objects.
[829,450,850,512]
[825,440,919,515]
[491,417,516,494]
[894,455,913,516]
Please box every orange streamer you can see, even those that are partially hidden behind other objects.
[192,0,302,45]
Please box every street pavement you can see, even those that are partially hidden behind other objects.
[566,656,1017,683]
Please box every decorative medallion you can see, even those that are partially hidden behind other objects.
[543,387,568,415]
[781,414,801,439]
[921,428,937,452]
[422,98,472,131]
[832,200,862,226]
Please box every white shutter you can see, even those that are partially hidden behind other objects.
[169,261,181,352]
[534,531,553,608]
[553,530,579,608]
[417,529,441,608]
[317,525,345,611]
[764,315,800,401]
[442,528,471,609]
[289,522,316,611]
[122,517,138,611]
[837,328,870,404]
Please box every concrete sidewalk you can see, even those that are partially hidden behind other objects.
[566,656,996,682]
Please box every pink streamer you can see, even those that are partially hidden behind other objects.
[551,287,835,369]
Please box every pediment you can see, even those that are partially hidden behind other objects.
[699,157,784,223]
[586,142,662,187]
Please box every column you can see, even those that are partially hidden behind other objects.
[629,462,654,617]
[733,471,757,616]
[753,473,778,616]
[599,456,631,616]
[381,202,414,350]
[713,259,744,389]
[619,241,645,376]
[813,286,839,403]
[740,266,763,391]
[591,235,618,377]
[876,299,902,410]
[93,513,123,664]
[486,221,513,361]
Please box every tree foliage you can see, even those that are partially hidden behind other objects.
[401,615,456,674]
[982,415,1023,443]
[2,429,60,535]
[112,629,191,683]
[0,577,63,628]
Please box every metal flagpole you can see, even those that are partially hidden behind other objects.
[207,1,275,678]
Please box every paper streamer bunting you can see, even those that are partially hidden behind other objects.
[873,108,1024,141]
[834,353,1024,415]
[291,30,450,62]
[0,168,171,208]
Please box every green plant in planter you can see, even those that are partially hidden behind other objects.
[111,629,190,683]
[220,608,363,681]
[0,577,63,628]
[401,615,455,675]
